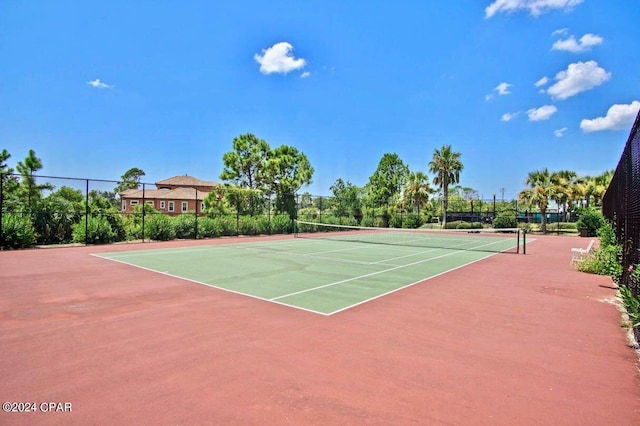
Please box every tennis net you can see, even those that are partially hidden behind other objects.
[294,221,524,254]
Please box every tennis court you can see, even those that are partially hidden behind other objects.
[95,223,525,315]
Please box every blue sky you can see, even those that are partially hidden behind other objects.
[1,0,639,199]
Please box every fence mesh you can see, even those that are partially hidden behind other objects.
[602,110,640,297]
[0,174,296,248]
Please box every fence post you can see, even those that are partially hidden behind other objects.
[493,193,496,218]
[268,193,272,235]
[194,187,198,239]
[85,179,89,246]
[141,183,146,242]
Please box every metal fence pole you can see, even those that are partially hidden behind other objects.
[194,187,198,239]
[268,193,272,235]
[85,179,89,246]
[141,183,146,242]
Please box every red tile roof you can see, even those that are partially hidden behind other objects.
[120,188,209,200]
[155,175,217,187]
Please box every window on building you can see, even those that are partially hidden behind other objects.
[131,200,139,206]
[146,200,154,206]
[160,201,165,209]
[181,201,188,212]
[122,200,126,211]
[168,201,175,212]
[201,202,205,212]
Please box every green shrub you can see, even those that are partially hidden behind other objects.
[597,221,617,248]
[576,208,605,237]
[455,221,471,229]
[402,213,424,229]
[271,215,293,234]
[576,244,622,283]
[146,214,176,241]
[72,215,115,244]
[493,214,517,229]
[618,284,640,328]
[196,217,218,238]
[173,213,197,239]
[1,214,36,249]
[254,215,270,234]
[238,216,258,235]
[123,220,142,241]
[212,216,236,236]
[444,221,483,230]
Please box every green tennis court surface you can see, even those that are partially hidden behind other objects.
[95,233,521,315]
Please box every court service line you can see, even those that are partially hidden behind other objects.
[271,237,517,301]
[326,251,498,315]
[271,250,463,301]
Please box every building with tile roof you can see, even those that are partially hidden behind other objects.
[119,175,218,216]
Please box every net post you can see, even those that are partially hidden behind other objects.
[523,228,527,255]
[293,219,298,237]
[516,228,520,254]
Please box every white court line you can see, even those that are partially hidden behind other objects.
[90,253,332,316]
[270,237,517,301]
[98,238,306,258]
[92,234,531,316]
[272,250,462,301]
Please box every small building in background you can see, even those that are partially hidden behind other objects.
[119,175,218,216]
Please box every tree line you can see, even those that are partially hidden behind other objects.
[0,135,613,248]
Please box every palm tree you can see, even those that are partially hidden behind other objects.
[582,176,599,208]
[521,168,554,233]
[402,171,432,214]
[592,170,613,207]
[570,177,587,209]
[552,170,576,221]
[428,145,463,227]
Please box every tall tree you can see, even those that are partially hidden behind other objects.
[264,145,314,215]
[521,168,554,233]
[401,171,432,214]
[552,170,576,221]
[0,149,20,208]
[264,145,314,194]
[0,149,12,173]
[16,149,52,210]
[330,178,362,219]
[220,133,270,190]
[428,145,463,227]
[366,153,409,207]
[115,167,146,193]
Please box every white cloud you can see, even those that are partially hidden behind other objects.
[300,71,310,78]
[554,127,568,137]
[495,82,512,95]
[254,42,307,75]
[534,76,549,87]
[486,82,512,101]
[552,28,568,36]
[580,101,640,133]
[552,33,603,52]
[502,112,519,121]
[87,79,111,89]
[546,61,611,100]
[527,105,558,121]
[485,0,584,18]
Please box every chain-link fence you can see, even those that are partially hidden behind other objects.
[602,111,640,296]
[296,193,570,229]
[0,174,295,249]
